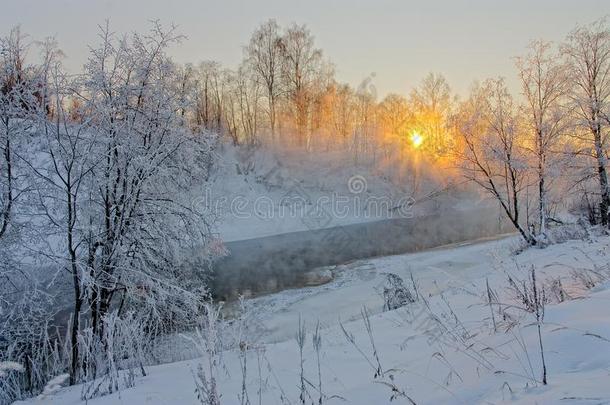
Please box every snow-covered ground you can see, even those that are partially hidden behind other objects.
[19,232,610,404]
[237,233,517,343]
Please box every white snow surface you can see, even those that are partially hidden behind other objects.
[18,234,610,405]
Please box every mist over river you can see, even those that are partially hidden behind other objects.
[211,207,513,300]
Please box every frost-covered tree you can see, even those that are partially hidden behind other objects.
[0,28,71,402]
[79,22,218,340]
[516,41,569,238]
[8,22,221,386]
[245,19,283,142]
[234,62,262,146]
[458,78,536,245]
[278,24,323,149]
[0,26,38,243]
[33,64,97,384]
[410,73,454,156]
[562,19,610,226]
[195,61,225,133]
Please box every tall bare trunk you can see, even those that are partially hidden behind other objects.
[0,122,13,239]
[593,122,610,226]
[67,185,81,385]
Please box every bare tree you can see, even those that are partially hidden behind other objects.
[245,19,283,143]
[330,83,355,148]
[410,73,454,156]
[457,78,536,245]
[353,75,378,164]
[378,94,410,139]
[235,63,262,146]
[221,69,241,145]
[0,26,31,241]
[516,41,569,238]
[562,19,610,226]
[15,22,220,386]
[195,61,225,133]
[278,23,323,150]
[81,22,218,341]
[28,58,97,385]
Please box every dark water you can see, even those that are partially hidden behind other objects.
[211,208,512,300]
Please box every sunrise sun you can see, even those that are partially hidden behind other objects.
[410,131,424,148]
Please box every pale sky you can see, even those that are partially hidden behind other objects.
[2,0,609,98]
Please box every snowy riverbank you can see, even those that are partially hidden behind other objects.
[18,232,610,404]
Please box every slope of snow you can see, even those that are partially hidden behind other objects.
[209,145,467,241]
[240,234,517,343]
[17,234,610,404]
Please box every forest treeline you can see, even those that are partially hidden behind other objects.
[169,18,610,246]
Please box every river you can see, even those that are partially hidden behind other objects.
[211,207,512,300]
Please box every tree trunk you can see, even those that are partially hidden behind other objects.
[67,187,81,385]
[269,96,276,143]
[538,132,547,237]
[0,126,13,238]
[539,172,546,235]
[69,287,82,385]
[593,123,610,226]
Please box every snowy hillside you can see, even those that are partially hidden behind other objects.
[208,144,464,241]
[18,233,610,404]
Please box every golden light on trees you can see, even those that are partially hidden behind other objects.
[410,131,424,148]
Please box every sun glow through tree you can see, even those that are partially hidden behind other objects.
[410,131,424,148]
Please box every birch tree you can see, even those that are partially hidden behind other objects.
[81,22,218,342]
[458,79,536,245]
[18,22,220,385]
[562,19,610,226]
[0,27,32,242]
[33,66,97,384]
[195,61,224,132]
[278,24,322,149]
[245,19,283,142]
[410,73,453,156]
[516,41,569,238]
